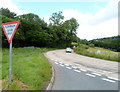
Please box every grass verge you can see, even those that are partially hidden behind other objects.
[74,44,119,62]
[2,48,53,90]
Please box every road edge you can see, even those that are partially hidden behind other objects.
[44,53,55,90]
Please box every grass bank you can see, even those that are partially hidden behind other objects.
[74,44,119,62]
[2,48,54,90]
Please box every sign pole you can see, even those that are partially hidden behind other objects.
[1,21,20,83]
[9,41,12,82]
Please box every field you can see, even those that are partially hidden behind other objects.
[1,48,53,90]
[74,44,119,62]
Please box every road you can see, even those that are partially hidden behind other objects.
[45,49,119,90]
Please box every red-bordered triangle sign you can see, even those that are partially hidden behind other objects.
[1,21,20,43]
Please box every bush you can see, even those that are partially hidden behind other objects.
[88,44,95,48]
[84,45,89,49]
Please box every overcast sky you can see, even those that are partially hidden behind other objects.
[0,0,119,40]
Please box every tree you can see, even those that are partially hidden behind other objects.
[16,13,51,47]
[64,18,79,35]
[49,11,64,26]
[62,18,79,43]
[1,8,80,48]
[0,8,16,19]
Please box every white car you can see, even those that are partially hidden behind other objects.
[66,47,72,53]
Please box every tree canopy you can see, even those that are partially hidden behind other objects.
[1,8,80,48]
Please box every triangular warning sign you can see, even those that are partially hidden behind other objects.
[1,21,20,43]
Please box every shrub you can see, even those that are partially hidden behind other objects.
[84,45,89,49]
[88,44,95,48]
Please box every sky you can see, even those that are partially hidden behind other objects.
[0,0,119,40]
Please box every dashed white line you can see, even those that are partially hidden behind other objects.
[107,77,118,81]
[74,69,81,73]
[60,64,64,67]
[86,73,96,77]
[64,64,69,66]
[102,78,116,83]
[92,73,101,76]
[66,67,72,69]
[59,62,63,64]
[54,62,58,64]
[80,69,87,72]
[72,66,78,69]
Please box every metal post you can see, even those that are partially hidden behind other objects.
[9,41,12,82]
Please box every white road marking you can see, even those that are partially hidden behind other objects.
[51,59,54,60]
[60,64,64,67]
[74,69,81,73]
[65,64,69,66]
[55,60,58,61]
[72,66,78,69]
[54,62,58,64]
[86,73,96,77]
[66,67,72,69]
[92,73,101,76]
[59,62,63,64]
[102,78,116,83]
[107,77,118,81]
[80,69,87,72]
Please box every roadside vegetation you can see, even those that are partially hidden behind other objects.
[1,7,119,90]
[74,44,119,62]
[1,8,79,48]
[1,7,80,90]
[89,36,120,52]
[2,48,53,90]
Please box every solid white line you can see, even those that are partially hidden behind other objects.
[60,64,64,67]
[54,62,58,64]
[86,73,96,77]
[66,67,72,69]
[92,73,101,76]
[74,69,81,73]
[80,69,87,72]
[107,77,118,81]
[102,78,116,83]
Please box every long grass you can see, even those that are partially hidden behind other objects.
[0,48,2,80]
[74,44,119,62]
[2,48,53,90]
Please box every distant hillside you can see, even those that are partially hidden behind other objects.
[89,36,120,52]
[92,36,120,41]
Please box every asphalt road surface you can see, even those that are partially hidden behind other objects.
[45,49,119,90]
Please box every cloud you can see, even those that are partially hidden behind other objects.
[77,18,118,40]
[0,0,26,15]
[62,0,118,40]
[87,0,118,25]
[1,0,118,40]
[43,16,50,24]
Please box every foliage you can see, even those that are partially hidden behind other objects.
[2,48,53,90]
[74,44,119,62]
[89,36,120,52]
[0,8,16,19]
[71,42,78,46]
[88,44,95,48]
[49,11,64,26]
[1,8,79,48]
